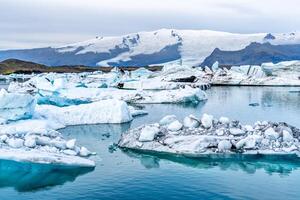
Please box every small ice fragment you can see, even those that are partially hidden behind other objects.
[139,125,160,142]
[219,117,230,124]
[24,137,36,148]
[0,135,8,142]
[216,129,224,136]
[66,139,76,149]
[282,130,294,142]
[264,127,279,140]
[63,149,78,156]
[7,138,24,148]
[244,125,254,132]
[79,147,92,157]
[229,128,245,136]
[183,115,200,128]
[218,140,232,151]
[167,120,183,132]
[201,113,213,128]
[36,136,51,146]
[159,115,177,126]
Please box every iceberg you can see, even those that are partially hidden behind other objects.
[48,87,207,104]
[211,60,300,86]
[120,65,210,91]
[0,89,36,123]
[36,99,133,125]
[118,113,300,157]
[0,128,95,167]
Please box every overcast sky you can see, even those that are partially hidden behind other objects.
[1,0,300,50]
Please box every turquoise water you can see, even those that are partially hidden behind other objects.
[1,86,300,200]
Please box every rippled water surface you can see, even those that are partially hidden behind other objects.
[1,86,300,200]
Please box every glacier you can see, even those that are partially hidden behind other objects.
[1,29,300,66]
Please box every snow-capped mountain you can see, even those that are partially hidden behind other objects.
[1,29,300,67]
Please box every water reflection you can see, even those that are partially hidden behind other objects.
[61,123,131,143]
[203,87,300,126]
[123,150,300,176]
[0,159,94,192]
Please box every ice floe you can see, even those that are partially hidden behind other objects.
[118,113,300,157]
[211,60,300,86]
[0,129,95,167]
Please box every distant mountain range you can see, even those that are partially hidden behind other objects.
[201,42,300,67]
[0,29,300,67]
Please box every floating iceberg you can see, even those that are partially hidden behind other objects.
[211,61,300,86]
[0,129,95,167]
[0,89,36,123]
[118,114,300,157]
[120,65,210,90]
[36,99,133,125]
[47,87,207,104]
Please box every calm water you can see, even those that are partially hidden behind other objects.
[1,86,300,200]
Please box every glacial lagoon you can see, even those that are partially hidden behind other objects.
[0,86,300,200]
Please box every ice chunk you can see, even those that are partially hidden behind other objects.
[0,135,8,142]
[79,147,92,157]
[139,125,160,142]
[201,113,213,128]
[229,128,245,136]
[66,139,76,149]
[236,136,256,150]
[0,89,36,123]
[211,61,219,72]
[244,125,254,132]
[218,140,232,151]
[159,115,177,126]
[128,106,148,117]
[264,127,280,140]
[24,136,36,148]
[36,136,51,146]
[7,138,24,148]
[53,78,67,90]
[36,99,133,125]
[219,117,230,124]
[167,120,183,132]
[63,149,78,156]
[183,115,200,128]
[283,130,294,142]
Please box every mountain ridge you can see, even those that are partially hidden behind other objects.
[1,29,300,67]
[201,42,300,67]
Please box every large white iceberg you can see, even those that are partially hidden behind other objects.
[36,99,133,125]
[118,114,300,157]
